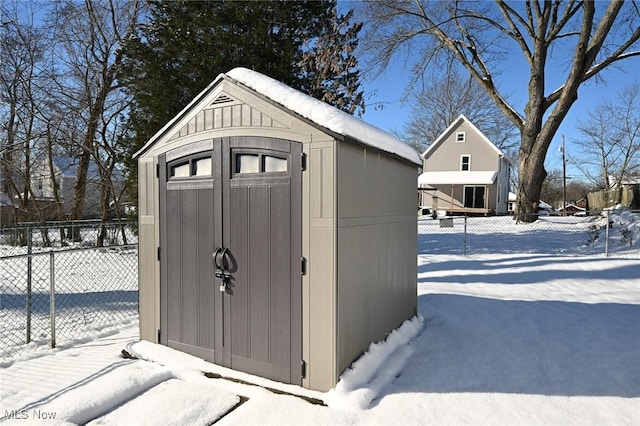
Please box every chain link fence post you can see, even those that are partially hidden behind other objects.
[605,210,610,257]
[463,216,468,256]
[50,251,56,349]
[26,228,32,344]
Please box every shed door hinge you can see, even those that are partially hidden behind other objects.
[301,360,307,379]
[301,257,307,275]
[157,329,161,343]
[301,152,307,172]
[157,246,161,261]
[156,163,160,178]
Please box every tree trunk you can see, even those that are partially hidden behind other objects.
[514,133,548,223]
[70,146,91,242]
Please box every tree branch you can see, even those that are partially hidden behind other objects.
[496,0,533,63]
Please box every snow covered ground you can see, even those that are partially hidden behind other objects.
[1,211,639,425]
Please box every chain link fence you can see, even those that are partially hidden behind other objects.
[2,213,637,360]
[419,210,640,257]
[1,220,138,362]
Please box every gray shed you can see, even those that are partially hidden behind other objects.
[134,68,420,392]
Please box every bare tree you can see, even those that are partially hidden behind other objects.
[573,81,640,190]
[402,68,518,154]
[48,0,141,234]
[362,1,640,222]
[0,1,49,226]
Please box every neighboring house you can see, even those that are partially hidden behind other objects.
[507,192,553,215]
[418,115,513,215]
[557,202,586,216]
[609,174,640,187]
[28,156,125,219]
[589,177,640,210]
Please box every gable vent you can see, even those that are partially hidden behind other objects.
[211,93,234,105]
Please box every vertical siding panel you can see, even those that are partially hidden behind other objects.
[251,109,261,127]
[197,186,215,350]
[269,185,291,366]
[204,109,213,130]
[214,108,222,128]
[166,190,182,344]
[196,111,205,132]
[241,104,251,126]
[322,148,334,218]
[310,149,323,218]
[249,187,270,363]
[232,105,242,127]
[230,186,249,358]
[222,106,232,127]
[138,159,156,342]
[181,189,198,346]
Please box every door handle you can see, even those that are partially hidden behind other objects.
[213,247,230,271]
[213,247,231,292]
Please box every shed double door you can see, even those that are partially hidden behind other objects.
[159,137,302,385]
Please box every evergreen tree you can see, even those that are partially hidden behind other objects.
[120,0,364,198]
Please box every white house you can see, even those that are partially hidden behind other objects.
[419,115,513,215]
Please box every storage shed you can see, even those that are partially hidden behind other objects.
[134,68,420,392]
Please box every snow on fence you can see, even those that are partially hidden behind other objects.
[0,221,138,361]
[418,210,639,257]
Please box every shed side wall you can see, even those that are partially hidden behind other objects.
[306,140,338,392]
[138,157,159,342]
[336,143,418,375]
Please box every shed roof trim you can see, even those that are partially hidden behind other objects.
[419,171,498,185]
[226,68,420,164]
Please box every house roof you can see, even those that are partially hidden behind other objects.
[418,171,498,185]
[135,68,421,165]
[421,114,514,165]
[608,175,640,187]
[51,156,124,181]
[557,203,586,212]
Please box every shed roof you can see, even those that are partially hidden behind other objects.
[135,68,420,165]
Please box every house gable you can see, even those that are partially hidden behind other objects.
[421,115,509,172]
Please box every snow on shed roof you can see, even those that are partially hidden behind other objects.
[225,68,420,165]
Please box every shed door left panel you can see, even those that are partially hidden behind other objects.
[159,149,219,362]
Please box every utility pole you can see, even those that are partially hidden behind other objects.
[561,135,566,216]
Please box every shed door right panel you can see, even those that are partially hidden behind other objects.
[222,137,302,385]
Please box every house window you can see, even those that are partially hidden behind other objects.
[461,155,471,171]
[456,132,466,143]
